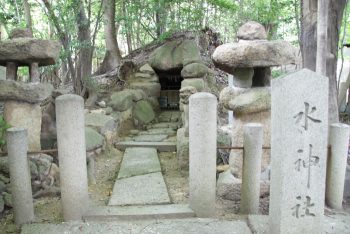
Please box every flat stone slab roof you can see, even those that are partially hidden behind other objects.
[117,147,161,179]
[0,38,60,66]
[21,219,252,234]
[109,172,171,206]
[83,204,195,221]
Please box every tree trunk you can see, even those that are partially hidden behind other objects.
[76,1,92,95]
[301,0,346,124]
[95,0,122,75]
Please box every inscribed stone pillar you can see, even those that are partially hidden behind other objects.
[326,123,350,209]
[189,92,217,217]
[269,69,328,234]
[56,94,89,221]
[7,128,35,225]
[240,123,263,214]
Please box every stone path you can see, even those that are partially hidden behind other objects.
[110,111,180,207]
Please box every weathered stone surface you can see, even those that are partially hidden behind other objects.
[133,100,155,125]
[139,63,155,74]
[9,28,32,39]
[229,111,271,178]
[212,40,297,73]
[129,82,161,97]
[0,67,6,80]
[270,69,328,234]
[0,80,53,103]
[85,127,104,151]
[227,87,271,115]
[232,68,254,88]
[85,113,116,134]
[149,40,201,71]
[4,102,41,151]
[22,219,252,234]
[115,141,176,152]
[109,90,133,111]
[237,21,267,40]
[181,79,205,92]
[133,135,168,142]
[118,147,160,179]
[0,38,61,66]
[181,63,208,78]
[176,128,189,170]
[109,172,170,206]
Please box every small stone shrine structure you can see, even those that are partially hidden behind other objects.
[269,69,328,234]
[0,28,60,151]
[212,21,297,176]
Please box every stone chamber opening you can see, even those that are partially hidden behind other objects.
[156,68,183,110]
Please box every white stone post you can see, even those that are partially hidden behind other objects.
[189,92,217,217]
[56,94,89,221]
[326,123,350,209]
[241,123,263,214]
[6,127,35,226]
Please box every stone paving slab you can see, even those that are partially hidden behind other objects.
[116,142,176,152]
[83,204,195,221]
[118,147,160,179]
[248,214,350,234]
[133,134,168,142]
[109,172,171,206]
[139,128,177,136]
[21,219,252,234]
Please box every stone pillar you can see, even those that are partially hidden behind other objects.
[326,123,350,209]
[29,63,40,83]
[189,92,217,217]
[56,94,89,221]
[6,128,34,226]
[184,104,189,136]
[6,62,17,80]
[240,123,263,214]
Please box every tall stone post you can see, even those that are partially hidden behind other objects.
[326,123,350,209]
[189,92,217,217]
[228,75,234,125]
[240,123,263,214]
[56,94,89,221]
[6,128,35,226]
[6,62,17,80]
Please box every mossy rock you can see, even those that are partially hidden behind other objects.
[133,100,155,126]
[85,127,104,151]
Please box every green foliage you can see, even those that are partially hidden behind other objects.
[0,115,11,150]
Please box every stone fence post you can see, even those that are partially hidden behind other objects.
[6,128,34,225]
[326,123,350,209]
[56,94,89,221]
[189,92,217,217]
[240,123,263,214]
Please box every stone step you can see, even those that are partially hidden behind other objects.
[83,204,195,221]
[116,141,176,152]
[109,172,171,206]
[21,219,252,234]
[118,147,161,179]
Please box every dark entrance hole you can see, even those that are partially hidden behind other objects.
[156,68,183,110]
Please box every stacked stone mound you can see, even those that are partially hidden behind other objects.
[212,21,297,178]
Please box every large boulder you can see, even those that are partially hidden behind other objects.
[85,113,116,134]
[149,40,201,71]
[181,79,205,92]
[0,38,61,66]
[129,82,161,97]
[132,100,155,125]
[0,80,53,103]
[109,90,133,111]
[212,40,297,74]
[181,62,208,78]
[85,127,104,151]
[237,21,267,40]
